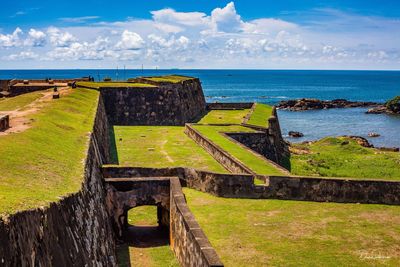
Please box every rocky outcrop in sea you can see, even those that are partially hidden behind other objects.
[277,98,379,111]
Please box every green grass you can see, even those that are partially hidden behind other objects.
[112,126,227,173]
[246,103,273,127]
[76,82,156,89]
[192,125,286,176]
[184,188,400,267]
[0,88,99,216]
[142,75,194,83]
[117,206,179,267]
[290,137,400,180]
[198,109,250,124]
[0,90,46,111]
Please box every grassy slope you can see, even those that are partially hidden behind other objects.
[290,137,400,180]
[0,90,46,111]
[0,88,99,216]
[143,75,193,83]
[246,103,273,127]
[198,109,250,124]
[117,206,179,267]
[76,82,155,89]
[184,188,400,267]
[193,125,286,175]
[113,126,227,173]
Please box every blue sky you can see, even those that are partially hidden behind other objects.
[1,0,400,69]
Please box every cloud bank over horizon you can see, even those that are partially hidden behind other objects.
[1,2,399,69]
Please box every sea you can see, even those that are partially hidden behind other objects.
[1,69,399,148]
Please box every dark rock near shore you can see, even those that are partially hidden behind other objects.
[366,96,400,115]
[288,131,304,138]
[342,135,374,148]
[277,98,379,111]
[368,132,380,137]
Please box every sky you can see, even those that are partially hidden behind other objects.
[1,0,400,70]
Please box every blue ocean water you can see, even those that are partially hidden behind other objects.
[1,69,399,147]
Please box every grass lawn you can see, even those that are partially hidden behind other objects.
[0,90,46,111]
[112,126,227,173]
[246,103,273,128]
[192,125,286,176]
[290,137,400,180]
[117,206,179,267]
[141,75,193,83]
[76,82,155,89]
[184,188,400,267]
[0,88,99,216]
[198,109,250,124]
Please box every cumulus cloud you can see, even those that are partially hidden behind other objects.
[116,30,144,50]
[0,28,23,47]
[47,27,77,47]
[210,2,243,33]
[25,29,46,47]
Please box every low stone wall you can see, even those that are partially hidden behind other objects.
[0,95,117,266]
[259,176,400,204]
[0,78,89,96]
[0,115,9,131]
[185,124,254,175]
[102,78,206,125]
[225,132,279,164]
[170,177,224,267]
[102,166,400,205]
[206,102,253,110]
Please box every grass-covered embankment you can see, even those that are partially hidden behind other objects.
[0,88,99,216]
[0,90,46,111]
[290,137,400,180]
[112,126,227,173]
[246,103,273,127]
[198,109,250,124]
[140,75,193,83]
[76,82,155,89]
[117,206,179,267]
[184,188,400,267]
[192,125,286,176]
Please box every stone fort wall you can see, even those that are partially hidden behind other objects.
[101,78,206,125]
[0,96,116,266]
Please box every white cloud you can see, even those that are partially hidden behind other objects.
[47,27,77,47]
[210,2,243,33]
[0,28,23,47]
[25,29,46,47]
[116,30,144,50]
[59,16,100,23]
[4,51,39,60]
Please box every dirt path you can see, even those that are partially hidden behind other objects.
[0,87,71,136]
[160,140,174,163]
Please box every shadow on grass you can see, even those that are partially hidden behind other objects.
[124,225,169,248]
[109,125,119,164]
[116,225,170,267]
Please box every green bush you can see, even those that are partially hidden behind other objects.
[385,95,400,113]
[103,77,112,82]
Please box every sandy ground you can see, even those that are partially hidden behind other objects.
[0,87,72,136]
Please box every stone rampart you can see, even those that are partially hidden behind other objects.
[0,95,116,266]
[169,177,223,267]
[185,124,254,175]
[101,78,206,125]
[102,166,400,205]
[0,78,89,97]
[206,102,253,110]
